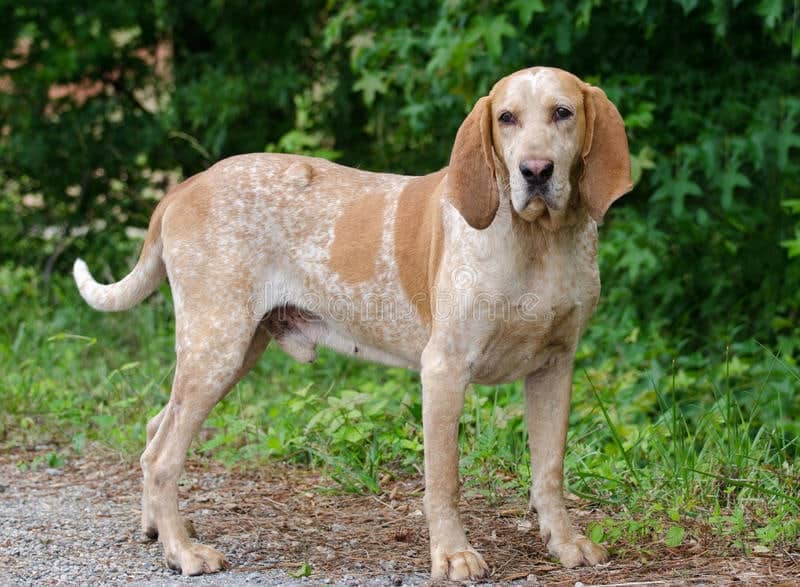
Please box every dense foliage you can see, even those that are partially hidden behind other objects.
[2,0,798,348]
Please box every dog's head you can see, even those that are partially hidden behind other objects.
[448,67,632,229]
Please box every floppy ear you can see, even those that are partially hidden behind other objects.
[580,85,633,223]
[447,96,500,230]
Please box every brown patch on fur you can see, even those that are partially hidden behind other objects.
[394,169,447,325]
[329,193,386,283]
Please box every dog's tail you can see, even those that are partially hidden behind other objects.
[74,197,170,312]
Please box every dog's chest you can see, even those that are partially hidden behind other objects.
[464,231,600,384]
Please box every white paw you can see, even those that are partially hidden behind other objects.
[548,534,608,568]
[165,542,228,576]
[431,546,489,581]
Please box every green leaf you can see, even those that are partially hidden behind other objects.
[588,522,605,544]
[468,15,516,59]
[198,432,229,453]
[47,452,65,468]
[575,0,595,28]
[630,146,656,185]
[288,562,313,578]
[652,159,703,217]
[353,72,388,106]
[347,31,375,66]
[46,333,97,346]
[757,0,784,29]
[776,129,800,171]
[665,525,685,547]
[781,229,800,257]
[510,0,546,27]
[718,155,752,210]
[782,199,800,213]
[625,101,655,130]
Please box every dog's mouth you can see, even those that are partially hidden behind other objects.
[531,184,563,208]
[511,195,545,223]
[514,187,561,217]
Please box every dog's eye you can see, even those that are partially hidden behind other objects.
[553,107,573,122]
[498,111,517,125]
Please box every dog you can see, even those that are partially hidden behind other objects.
[74,66,631,580]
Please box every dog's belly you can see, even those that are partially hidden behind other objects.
[254,263,430,368]
[261,304,422,370]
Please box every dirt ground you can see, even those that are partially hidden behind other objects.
[1,447,798,586]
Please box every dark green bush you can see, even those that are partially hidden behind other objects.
[1,0,798,350]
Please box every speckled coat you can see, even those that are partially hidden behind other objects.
[74,67,632,580]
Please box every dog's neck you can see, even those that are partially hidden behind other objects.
[509,194,594,263]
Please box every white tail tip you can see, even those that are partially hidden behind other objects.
[73,258,91,286]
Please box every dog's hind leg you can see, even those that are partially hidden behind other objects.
[141,404,169,539]
[140,320,271,542]
[143,318,271,451]
[139,291,270,575]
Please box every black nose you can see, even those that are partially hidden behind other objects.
[519,159,554,184]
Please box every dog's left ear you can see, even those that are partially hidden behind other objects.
[448,96,500,230]
[580,85,633,223]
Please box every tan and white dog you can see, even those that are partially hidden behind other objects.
[74,66,631,581]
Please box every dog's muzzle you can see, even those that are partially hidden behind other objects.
[519,158,554,185]
[514,158,558,214]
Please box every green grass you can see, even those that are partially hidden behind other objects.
[1,261,799,555]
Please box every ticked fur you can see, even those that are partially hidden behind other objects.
[73,66,632,581]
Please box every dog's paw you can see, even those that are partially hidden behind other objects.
[165,542,229,576]
[549,535,607,568]
[431,547,489,581]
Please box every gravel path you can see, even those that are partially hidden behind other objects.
[0,454,425,586]
[0,467,311,585]
[1,449,798,586]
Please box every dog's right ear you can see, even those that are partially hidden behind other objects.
[447,96,500,230]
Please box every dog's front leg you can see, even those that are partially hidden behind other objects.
[524,356,608,568]
[421,346,489,581]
